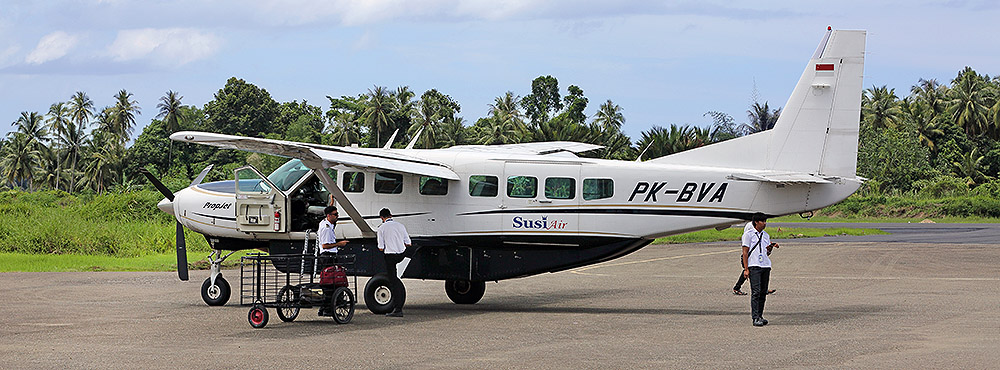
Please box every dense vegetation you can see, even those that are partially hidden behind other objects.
[2,68,999,258]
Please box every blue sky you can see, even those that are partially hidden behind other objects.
[2,0,998,142]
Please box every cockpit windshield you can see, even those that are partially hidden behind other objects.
[268,159,311,192]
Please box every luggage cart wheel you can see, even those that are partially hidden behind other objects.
[248,304,268,329]
[332,287,355,324]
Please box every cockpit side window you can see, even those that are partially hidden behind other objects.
[343,172,365,193]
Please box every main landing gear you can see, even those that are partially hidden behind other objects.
[445,279,486,305]
[364,274,406,314]
[201,250,237,306]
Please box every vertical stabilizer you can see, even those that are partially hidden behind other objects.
[766,29,866,177]
[649,29,866,178]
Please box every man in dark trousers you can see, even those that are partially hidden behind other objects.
[743,213,778,327]
[734,221,776,296]
[377,208,411,317]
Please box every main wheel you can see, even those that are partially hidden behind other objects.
[201,275,231,306]
[276,285,300,322]
[331,287,355,324]
[248,305,268,329]
[364,274,406,314]
[445,279,486,304]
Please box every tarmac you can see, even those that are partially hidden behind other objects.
[1,223,999,368]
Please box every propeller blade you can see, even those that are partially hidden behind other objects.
[139,168,174,201]
[176,221,189,281]
[189,164,214,187]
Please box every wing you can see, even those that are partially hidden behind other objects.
[170,131,460,180]
[448,141,603,155]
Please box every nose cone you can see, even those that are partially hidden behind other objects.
[157,198,174,216]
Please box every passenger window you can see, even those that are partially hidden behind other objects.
[419,176,448,195]
[375,173,403,194]
[469,175,498,197]
[342,172,365,193]
[545,177,575,199]
[507,176,537,198]
[583,178,614,200]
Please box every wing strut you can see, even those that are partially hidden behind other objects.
[307,160,376,237]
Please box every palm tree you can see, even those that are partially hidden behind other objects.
[69,91,94,130]
[593,100,625,131]
[111,89,141,144]
[862,86,902,130]
[408,99,442,149]
[901,99,943,153]
[326,113,361,146]
[910,78,948,116]
[1,133,39,190]
[13,111,48,146]
[57,121,87,192]
[952,148,985,185]
[46,102,71,190]
[948,68,990,137]
[156,90,184,133]
[362,86,393,147]
[743,101,781,134]
[82,130,124,194]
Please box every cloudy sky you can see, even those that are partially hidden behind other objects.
[2,0,998,141]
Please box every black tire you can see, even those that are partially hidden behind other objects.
[201,276,231,306]
[364,274,406,314]
[331,287,355,324]
[248,305,268,329]
[445,280,486,304]
[276,285,300,322]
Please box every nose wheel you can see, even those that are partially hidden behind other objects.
[201,275,231,306]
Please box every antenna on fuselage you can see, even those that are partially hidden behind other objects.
[382,129,399,149]
[636,141,654,162]
[405,127,424,149]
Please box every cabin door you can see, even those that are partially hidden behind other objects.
[234,165,288,234]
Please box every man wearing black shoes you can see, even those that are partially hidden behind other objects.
[377,208,411,317]
[742,213,778,327]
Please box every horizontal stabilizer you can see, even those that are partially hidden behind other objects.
[727,171,835,184]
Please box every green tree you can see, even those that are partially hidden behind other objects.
[58,121,87,192]
[408,89,461,149]
[156,90,184,134]
[110,89,141,144]
[0,133,40,190]
[521,75,562,125]
[593,99,624,131]
[361,85,393,147]
[325,113,361,146]
[706,111,740,142]
[278,100,324,143]
[561,85,588,125]
[952,147,986,185]
[203,77,280,137]
[69,91,94,130]
[862,86,902,130]
[46,102,71,190]
[948,67,992,138]
[743,101,781,134]
[82,130,125,194]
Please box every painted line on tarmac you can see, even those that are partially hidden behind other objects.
[570,249,736,276]
[637,275,1000,281]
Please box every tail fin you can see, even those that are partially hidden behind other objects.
[650,28,866,178]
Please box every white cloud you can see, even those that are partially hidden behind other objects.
[255,0,539,26]
[25,31,79,64]
[107,28,221,66]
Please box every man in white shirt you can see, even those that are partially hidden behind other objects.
[733,222,776,296]
[377,208,411,317]
[742,213,778,327]
[318,206,349,256]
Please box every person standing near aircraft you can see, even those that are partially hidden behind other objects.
[743,213,778,327]
[378,208,411,317]
[318,206,348,263]
[734,221,776,296]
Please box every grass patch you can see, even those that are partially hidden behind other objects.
[0,251,255,272]
[652,227,887,244]
[772,215,1000,223]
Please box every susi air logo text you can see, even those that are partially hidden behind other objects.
[512,216,567,230]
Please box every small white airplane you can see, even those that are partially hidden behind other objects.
[144,28,865,313]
